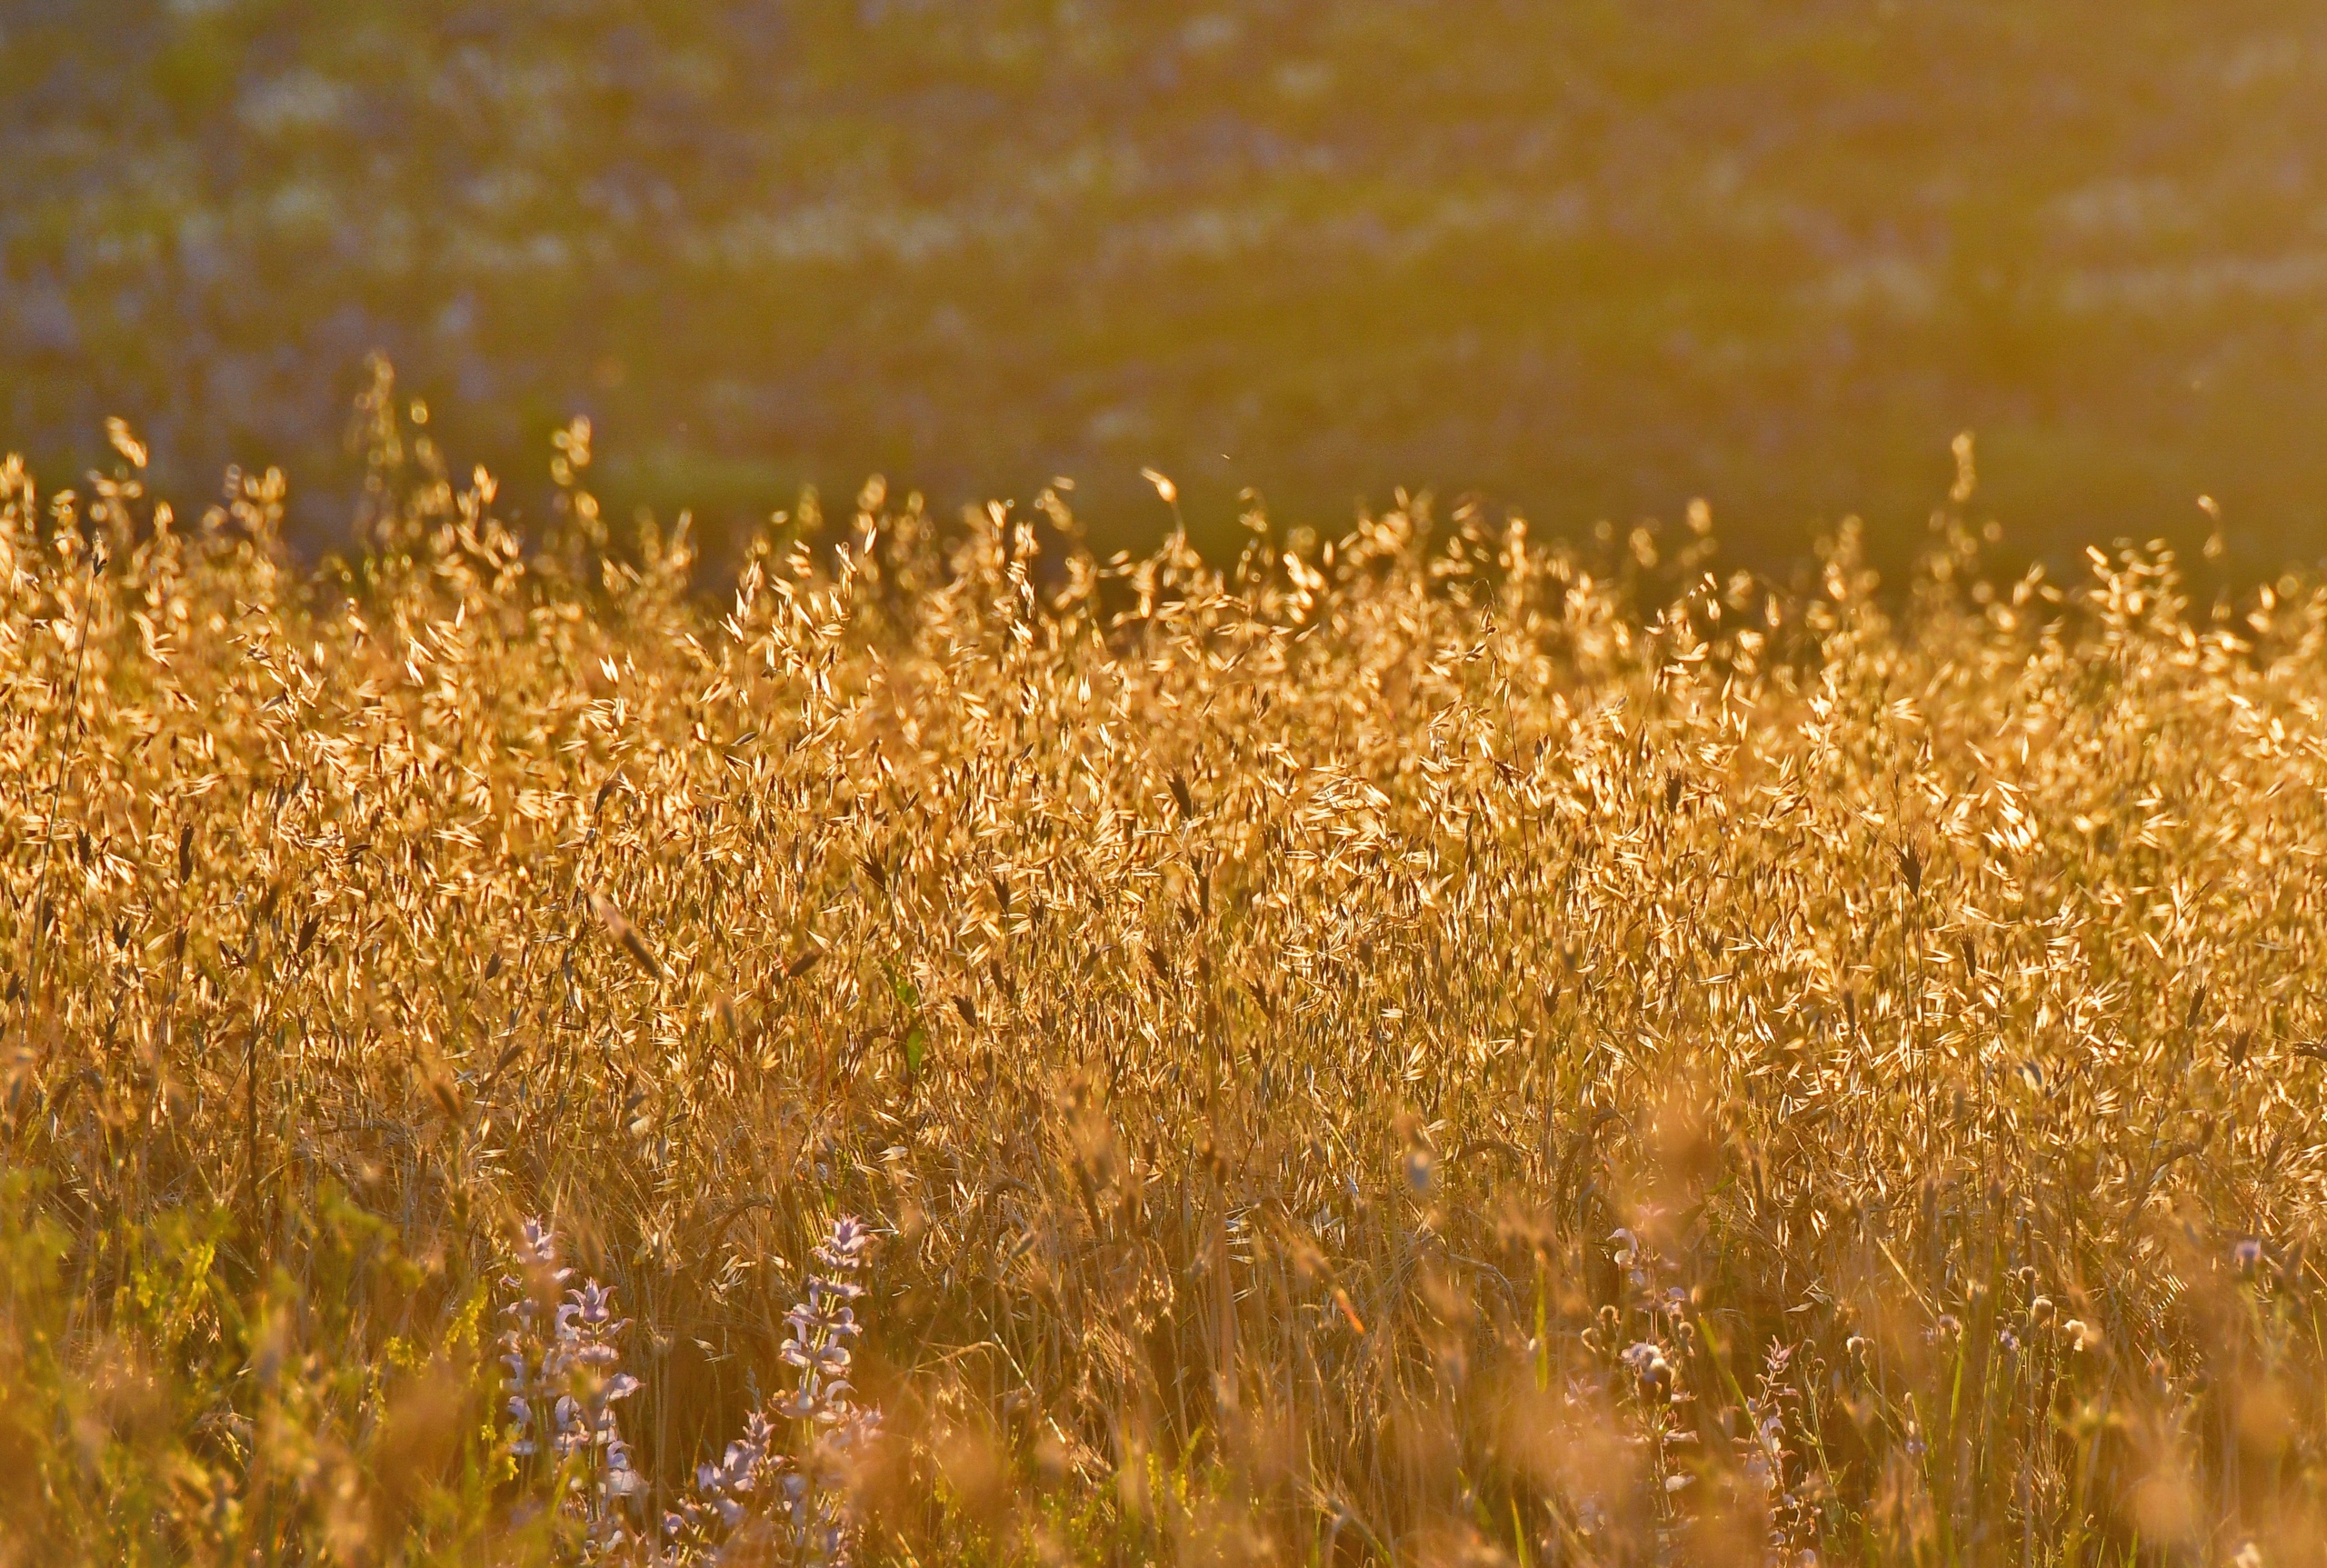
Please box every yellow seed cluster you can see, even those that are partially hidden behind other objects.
[5,394,2326,1563]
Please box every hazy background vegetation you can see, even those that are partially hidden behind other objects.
[8,0,2327,570]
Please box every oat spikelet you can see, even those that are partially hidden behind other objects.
[589,889,664,979]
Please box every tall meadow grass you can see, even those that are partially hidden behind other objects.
[5,379,2325,1563]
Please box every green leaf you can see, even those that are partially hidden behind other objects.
[887,964,921,1014]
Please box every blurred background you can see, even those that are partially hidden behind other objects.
[6,0,2326,572]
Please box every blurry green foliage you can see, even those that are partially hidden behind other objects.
[5,0,2327,571]
[0,1173,509,1566]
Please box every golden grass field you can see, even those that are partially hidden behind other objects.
[5,383,2326,1564]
